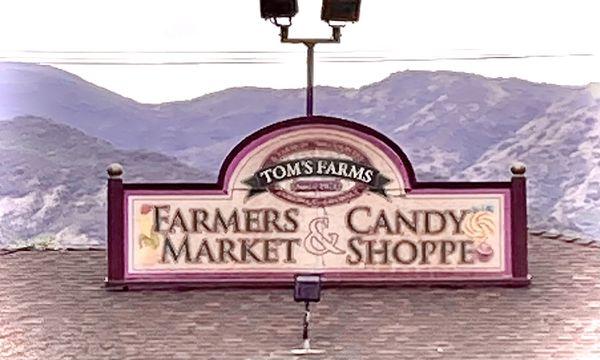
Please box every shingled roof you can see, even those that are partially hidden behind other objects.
[1,234,599,360]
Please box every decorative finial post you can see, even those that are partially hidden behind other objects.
[106,163,125,288]
[510,162,526,177]
[107,163,124,179]
[510,161,529,282]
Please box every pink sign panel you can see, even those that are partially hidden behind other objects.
[106,116,529,289]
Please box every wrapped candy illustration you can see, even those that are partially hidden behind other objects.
[462,210,496,262]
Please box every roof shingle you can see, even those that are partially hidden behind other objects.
[1,234,599,359]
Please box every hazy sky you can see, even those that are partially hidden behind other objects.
[1,0,599,103]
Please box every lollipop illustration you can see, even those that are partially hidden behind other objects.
[462,210,496,262]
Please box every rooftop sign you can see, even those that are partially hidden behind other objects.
[106,116,529,288]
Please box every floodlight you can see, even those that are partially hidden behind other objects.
[291,274,324,355]
[260,0,299,19]
[321,0,361,22]
[260,0,360,116]
[294,274,321,302]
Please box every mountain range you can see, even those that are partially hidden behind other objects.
[0,62,598,246]
[0,116,211,247]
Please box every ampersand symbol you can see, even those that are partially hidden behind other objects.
[303,217,344,256]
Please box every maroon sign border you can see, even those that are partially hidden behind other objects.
[106,116,529,290]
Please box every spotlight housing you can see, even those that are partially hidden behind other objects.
[321,0,361,22]
[294,274,321,303]
[260,0,299,19]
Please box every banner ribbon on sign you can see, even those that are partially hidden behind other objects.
[243,157,391,199]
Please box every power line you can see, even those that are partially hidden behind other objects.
[0,52,594,66]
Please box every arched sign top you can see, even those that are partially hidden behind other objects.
[218,116,416,205]
[106,115,529,289]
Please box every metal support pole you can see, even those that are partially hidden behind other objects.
[291,298,324,354]
[302,301,310,348]
[279,25,341,119]
[306,43,315,117]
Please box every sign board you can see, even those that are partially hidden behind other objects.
[106,116,529,288]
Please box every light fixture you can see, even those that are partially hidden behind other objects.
[321,0,361,23]
[259,0,361,116]
[291,274,325,355]
[260,0,298,20]
[294,274,322,302]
